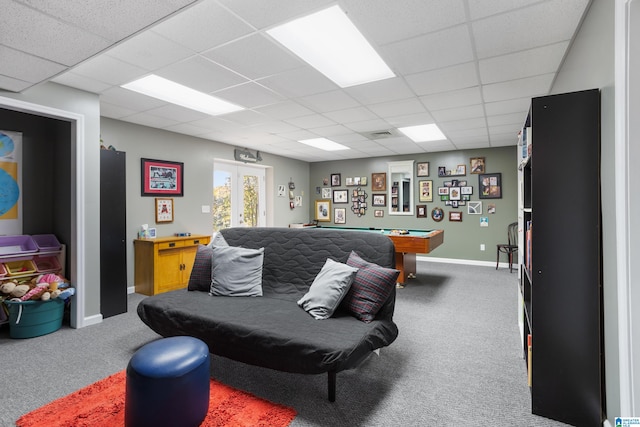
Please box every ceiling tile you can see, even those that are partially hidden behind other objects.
[467,0,541,20]
[382,25,474,75]
[258,67,337,98]
[217,0,334,30]
[254,101,315,120]
[213,82,284,108]
[247,120,300,134]
[284,114,336,128]
[343,119,394,133]
[100,101,139,119]
[71,55,148,86]
[0,46,67,84]
[405,62,479,96]
[298,90,360,113]
[342,0,466,46]
[345,77,415,105]
[487,112,528,127]
[144,104,210,122]
[105,31,193,71]
[18,0,197,42]
[52,72,112,94]
[155,55,248,93]
[100,86,166,111]
[0,2,111,66]
[0,75,32,92]
[420,87,483,111]
[323,107,379,124]
[203,33,302,80]
[472,0,589,59]
[123,112,180,128]
[431,104,485,122]
[162,122,212,137]
[151,1,254,52]
[385,112,435,127]
[367,98,427,119]
[418,140,457,152]
[479,42,570,84]
[309,124,353,138]
[222,109,271,126]
[484,98,531,116]
[482,74,555,103]
[439,117,487,132]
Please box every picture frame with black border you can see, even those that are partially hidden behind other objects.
[416,204,427,218]
[372,194,386,206]
[438,187,449,195]
[449,187,461,201]
[334,208,346,224]
[333,189,348,203]
[331,173,341,187]
[417,162,429,177]
[321,187,332,199]
[449,211,462,222]
[479,172,502,199]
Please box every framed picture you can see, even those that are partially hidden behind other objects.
[438,166,446,177]
[431,207,444,222]
[155,198,174,223]
[449,211,462,222]
[141,158,184,196]
[455,164,467,176]
[460,186,473,195]
[334,208,346,224]
[449,187,461,201]
[438,187,449,195]
[315,200,331,222]
[345,177,354,186]
[468,201,482,214]
[479,173,502,199]
[371,173,386,191]
[374,209,384,218]
[331,173,341,187]
[470,157,485,174]
[321,187,332,199]
[417,162,429,177]
[333,189,348,203]
[419,180,433,202]
[360,176,368,186]
[416,205,427,218]
[372,194,386,206]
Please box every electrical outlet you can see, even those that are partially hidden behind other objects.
[480,244,485,251]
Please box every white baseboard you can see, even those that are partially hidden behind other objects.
[83,313,102,327]
[417,255,513,269]
[602,419,612,427]
[127,286,135,294]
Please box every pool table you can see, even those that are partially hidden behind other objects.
[316,226,444,285]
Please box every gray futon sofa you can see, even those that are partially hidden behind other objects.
[137,227,399,401]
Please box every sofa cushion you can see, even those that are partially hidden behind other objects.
[207,232,229,248]
[210,246,264,296]
[342,251,400,322]
[188,245,213,292]
[297,258,358,320]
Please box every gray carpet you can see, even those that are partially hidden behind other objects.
[0,262,569,427]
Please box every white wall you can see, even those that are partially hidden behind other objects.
[550,0,620,419]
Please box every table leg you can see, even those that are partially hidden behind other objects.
[395,252,417,287]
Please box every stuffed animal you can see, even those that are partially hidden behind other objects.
[10,284,30,298]
[0,281,17,295]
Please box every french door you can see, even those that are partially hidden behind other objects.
[213,161,265,231]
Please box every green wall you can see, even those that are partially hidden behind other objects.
[309,146,517,263]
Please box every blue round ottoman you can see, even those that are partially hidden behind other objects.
[125,336,210,427]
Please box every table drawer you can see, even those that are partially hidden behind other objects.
[158,240,185,250]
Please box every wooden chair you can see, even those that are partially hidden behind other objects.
[496,222,518,272]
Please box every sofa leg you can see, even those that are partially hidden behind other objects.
[328,371,336,402]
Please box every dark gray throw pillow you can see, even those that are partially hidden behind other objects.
[187,245,213,292]
[297,258,358,320]
[210,245,264,297]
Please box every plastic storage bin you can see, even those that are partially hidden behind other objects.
[0,235,37,256]
[4,299,65,338]
[5,260,37,276]
[33,256,61,273]
[31,234,62,251]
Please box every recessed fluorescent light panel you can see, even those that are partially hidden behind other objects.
[299,138,350,151]
[121,74,244,116]
[398,124,447,142]
[267,5,395,88]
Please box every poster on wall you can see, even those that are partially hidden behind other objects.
[0,130,22,235]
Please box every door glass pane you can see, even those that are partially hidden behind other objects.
[243,174,259,227]
[213,170,231,231]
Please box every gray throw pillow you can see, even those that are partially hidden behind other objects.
[210,245,264,297]
[297,258,358,320]
[207,232,229,248]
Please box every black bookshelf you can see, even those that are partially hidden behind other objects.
[521,89,603,426]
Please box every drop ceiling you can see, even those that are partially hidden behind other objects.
[1,0,592,162]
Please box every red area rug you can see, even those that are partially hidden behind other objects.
[16,370,296,427]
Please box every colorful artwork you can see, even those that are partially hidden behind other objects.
[0,131,22,235]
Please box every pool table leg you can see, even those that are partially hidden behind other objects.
[395,252,417,286]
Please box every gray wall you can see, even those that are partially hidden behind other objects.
[100,117,310,288]
[549,0,617,419]
[309,146,518,263]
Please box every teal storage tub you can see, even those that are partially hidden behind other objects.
[4,299,65,339]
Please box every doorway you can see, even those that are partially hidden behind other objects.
[213,161,266,231]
